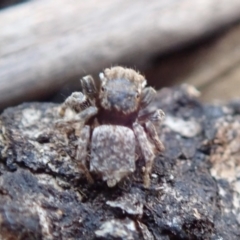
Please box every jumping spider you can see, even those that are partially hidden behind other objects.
[57,66,164,188]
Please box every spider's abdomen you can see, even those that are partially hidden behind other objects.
[90,125,136,187]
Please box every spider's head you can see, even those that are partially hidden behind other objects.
[98,67,146,115]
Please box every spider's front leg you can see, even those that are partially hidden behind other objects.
[59,92,88,117]
[59,75,97,116]
[133,122,155,188]
[56,106,98,129]
[56,75,98,183]
[57,75,98,128]
[57,105,98,184]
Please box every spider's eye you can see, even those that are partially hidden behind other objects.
[101,86,105,92]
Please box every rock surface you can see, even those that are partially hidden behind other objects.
[0,85,239,240]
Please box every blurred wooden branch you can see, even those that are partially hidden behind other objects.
[145,23,240,102]
[196,25,240,102]
[1,0,240,109]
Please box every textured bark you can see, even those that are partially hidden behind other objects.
[0,85,239,239]
[1,0,240,108]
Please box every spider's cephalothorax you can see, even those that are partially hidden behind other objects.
[96,67,147,126]
[58,66,165,188]
[99,67,145,112]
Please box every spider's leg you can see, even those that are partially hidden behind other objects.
[75,125,94,183]
[80,75,98,100]
[145,120,165,152]
[59,91,91,116]
[138,107,164,125]
[56,106,98,129]
[133,122,155,188]
[59,74,98,115]
[140,87,156,109]
[137,106,165,152]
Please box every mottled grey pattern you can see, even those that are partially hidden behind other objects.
[95,218,138,240]
[106,192,143,216]
[90,125,135,187]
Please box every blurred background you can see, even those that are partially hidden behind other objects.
[1,0,240,111]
